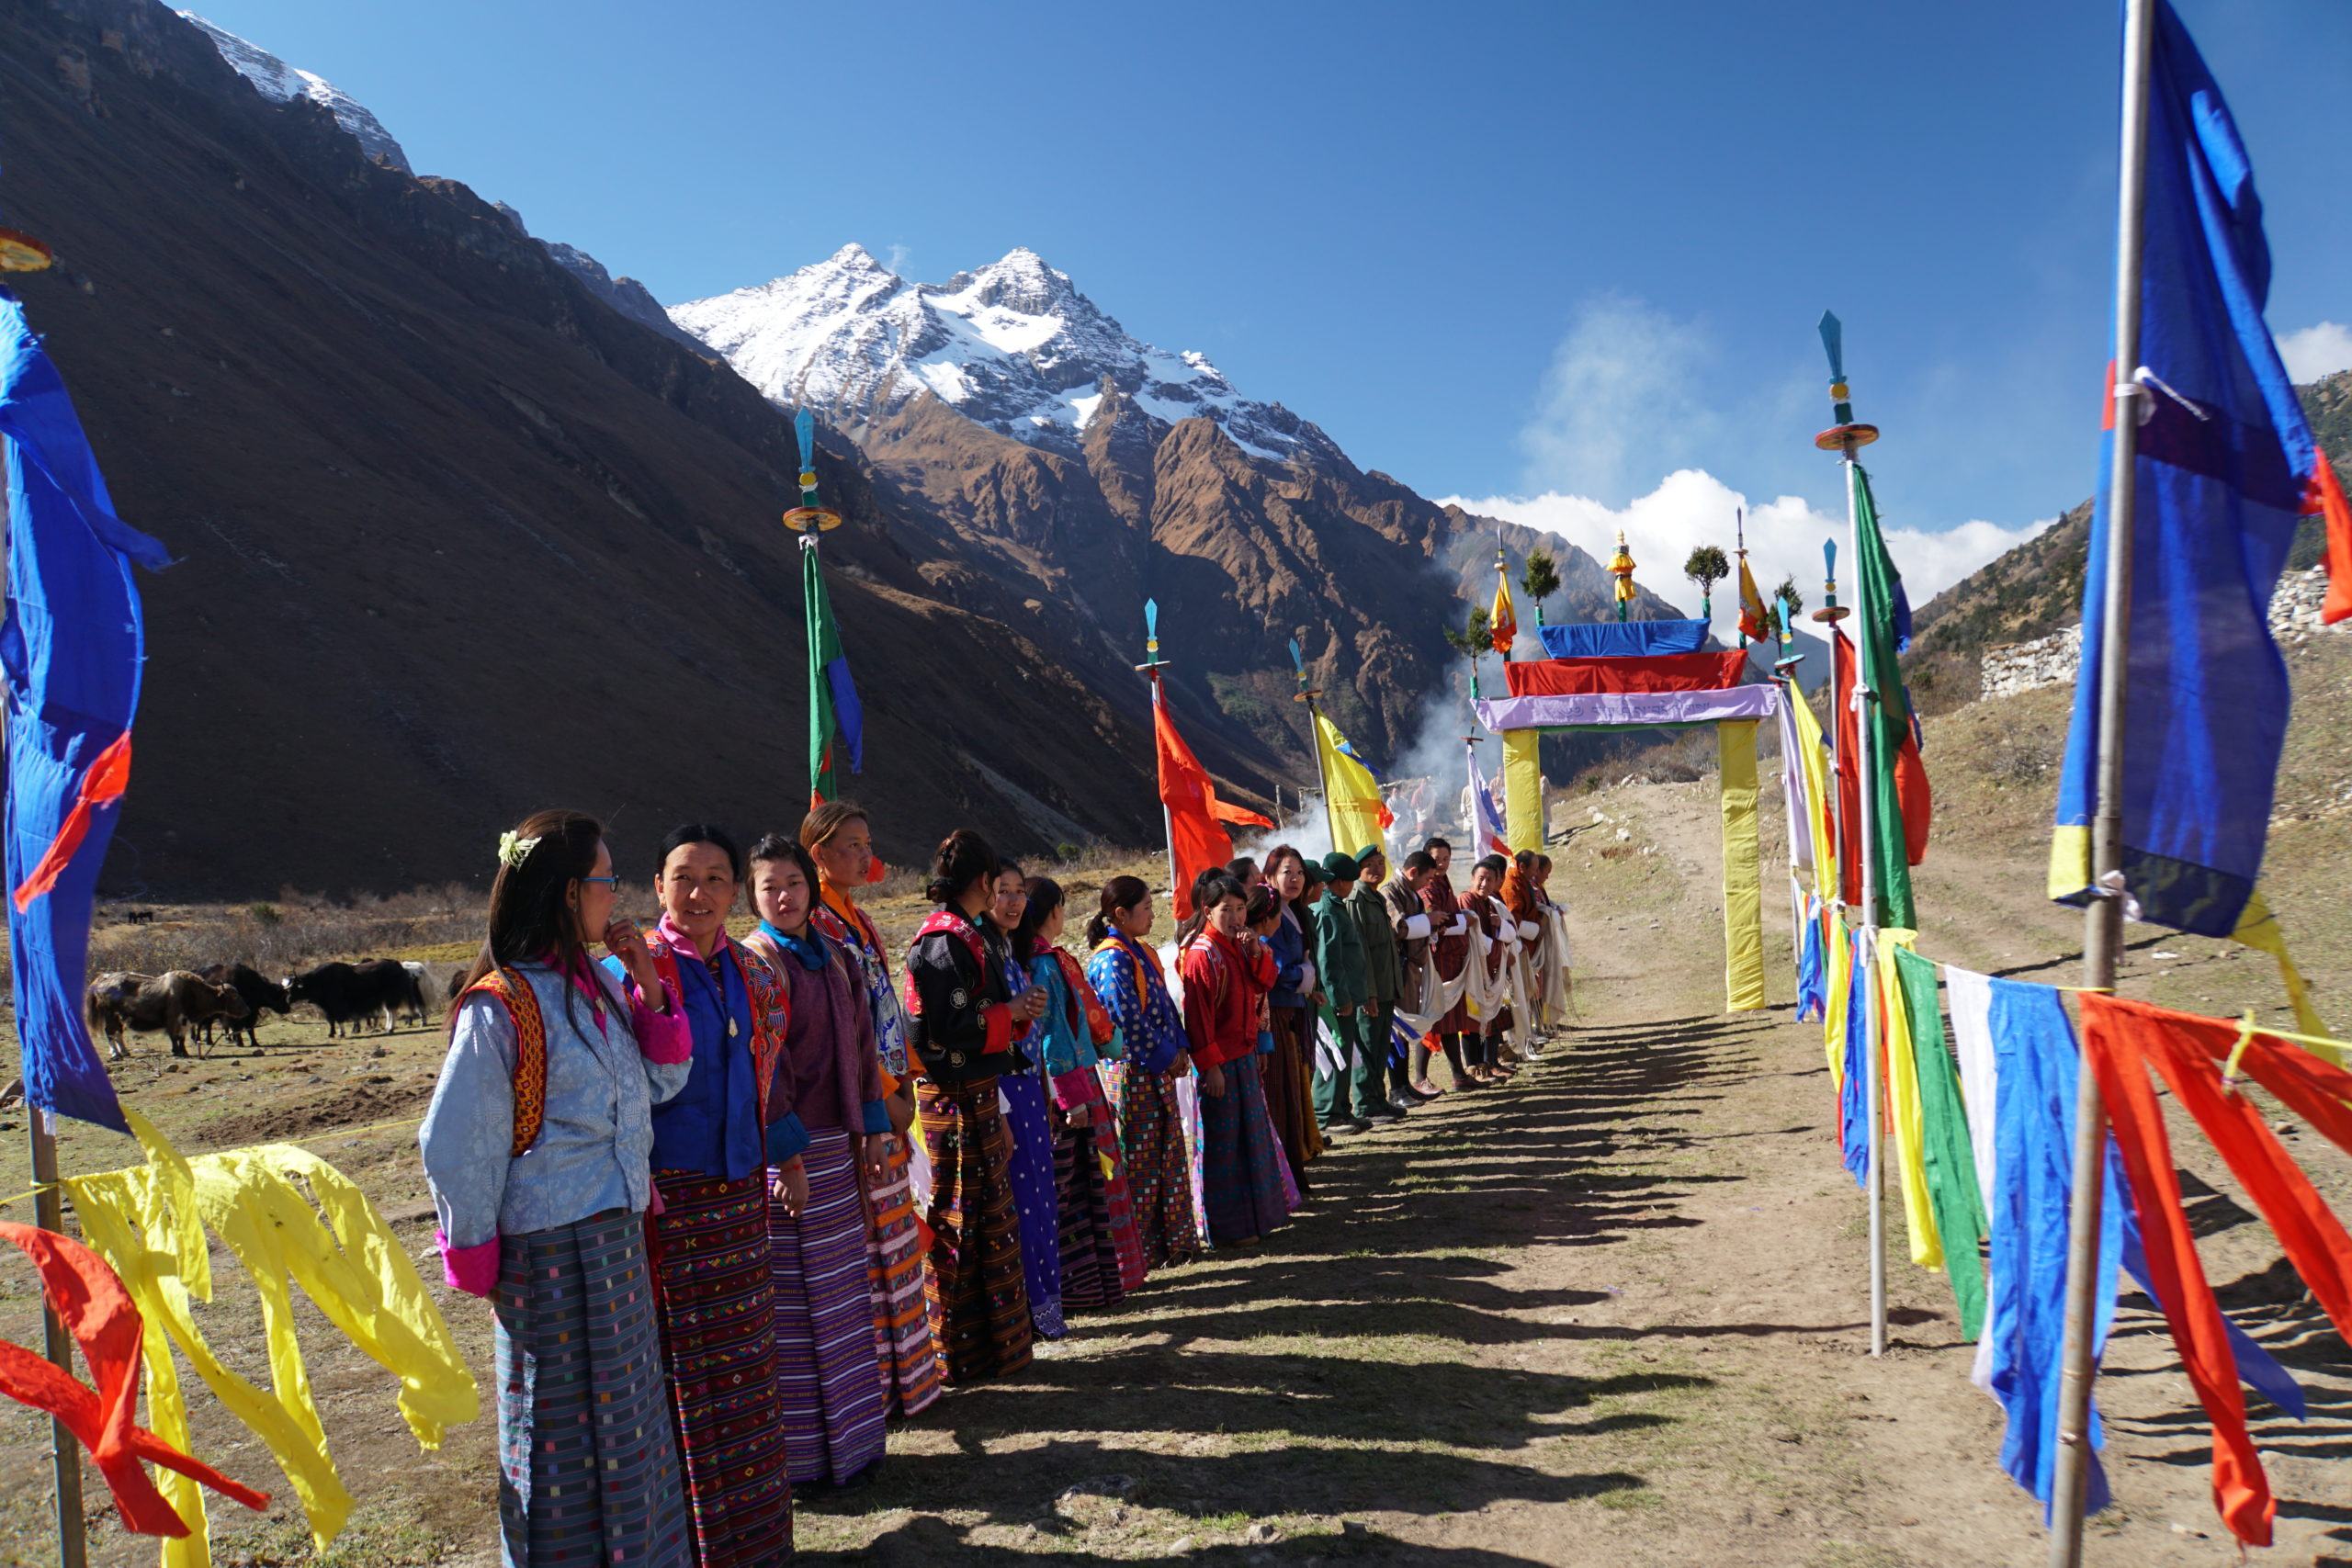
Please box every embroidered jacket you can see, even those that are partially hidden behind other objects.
[1087,931,1187,1076]
[903,905,1014,1085]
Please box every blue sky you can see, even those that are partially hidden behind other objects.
[182,0,2350,599]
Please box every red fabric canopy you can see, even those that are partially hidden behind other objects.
[1502,650,1749,696]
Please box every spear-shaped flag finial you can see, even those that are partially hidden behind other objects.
[1813,310,1880,453]
[783,408,843,532]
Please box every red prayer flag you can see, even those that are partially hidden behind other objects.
[1504,649,1749,697]
[1154,698,1237,919]
[0,1222,267,1536]
[2080,995,2352,1549]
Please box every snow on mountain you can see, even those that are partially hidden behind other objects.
[671,245,1335,462]
[177,12,411,172]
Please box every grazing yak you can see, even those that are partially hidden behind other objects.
[85,971,251,1059]
[286,958,424,1036]
[198,964,290,1050]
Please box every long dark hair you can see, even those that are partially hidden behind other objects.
[1171,865,1222,950]
[926,829,998,908]
[1262,842,1314,924]
[454,808,605,1032]
[1086,874,1150,946]
[1015,875,1063,964]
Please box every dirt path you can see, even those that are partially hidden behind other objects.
[6,705,2352,1562]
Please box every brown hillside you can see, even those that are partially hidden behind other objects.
[3,0,1203,895]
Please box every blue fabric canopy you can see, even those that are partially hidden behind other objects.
[1533,619,1708,659]
[1,288,170,1132]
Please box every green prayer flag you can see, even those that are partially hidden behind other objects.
[802,542,864,804]
[1892,946,1987,1338]
[1851,465,1922,929]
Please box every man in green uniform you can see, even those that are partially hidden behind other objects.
[1311,850,1376,1134]
[1347,846,1407,1122]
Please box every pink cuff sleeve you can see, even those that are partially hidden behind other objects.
[438,1231,501,1297]
[629,976,692,1064]
[1049,1069,1090,1111]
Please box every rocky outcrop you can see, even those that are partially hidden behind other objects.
[1977,568,2346,702]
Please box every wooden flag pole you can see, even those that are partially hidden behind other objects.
[2048,1,2155,1559]
[29,1111,87,1568]
[1290,638,1339,851]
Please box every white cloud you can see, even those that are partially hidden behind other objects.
[2279,321,2352,384]
[1440,468,2053,613]
[1518,294,1719,504]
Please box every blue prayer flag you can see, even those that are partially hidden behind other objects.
[1534,619,1709,660]
[2051,0,2342,936]
[1,289,170,1133]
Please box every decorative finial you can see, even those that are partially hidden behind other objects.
[1813,311,1881,453]
[1606,530,1638,624]
[782,407,844,532]
[1811,538,1849,624]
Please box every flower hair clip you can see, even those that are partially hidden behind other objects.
[498,831,541,870]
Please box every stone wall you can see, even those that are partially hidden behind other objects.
[1975,566,2343,702]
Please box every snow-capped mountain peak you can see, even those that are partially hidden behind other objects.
[670,247,1330,462]
[178,13,411,173]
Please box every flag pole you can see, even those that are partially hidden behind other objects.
[1815,310,1886,1357]
[1290,638,1340,851]
[29,1110,87,1568]
[2049,0,2154,1557]
[1138,600,1181,905]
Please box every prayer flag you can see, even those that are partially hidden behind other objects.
[1314,713,1390,860]
[1737,554,1768,644]
[802,541,864,805]
[2,291,170,1133]
[1464,741,1510,860]
[1850,467,1931,927]
[1534,619,1708,659]
[1489,553,1518,656]
[1890,946,1988,1337]
[2050,0,2351,936]
[1504,650,1749,696]
[1155,696,1237,919]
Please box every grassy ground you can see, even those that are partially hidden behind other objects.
[3,641,2352,1563]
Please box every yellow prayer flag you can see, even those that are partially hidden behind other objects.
[1314,712,1388,861]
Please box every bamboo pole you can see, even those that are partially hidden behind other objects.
[2047,0,2154,1558]
[30,1111,87,1568]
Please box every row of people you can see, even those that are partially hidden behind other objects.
[417,808,1568,1568]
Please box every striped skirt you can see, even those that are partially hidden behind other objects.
[1053,1066,1145,1306]
[1000,1071,1066,1339]
[1202,1055,1292,1247]
[916,1077,1033,1385]
[864,1132,944,1417]
[1264,1006,1317,1190]
[1112,1064,1202,1270]
[770,1129,889,1486]
[494,1209,690,1568]
[648,1171,792,1568]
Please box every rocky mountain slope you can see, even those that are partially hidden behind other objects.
[8,0,1248,894]
[1903,368,2352,712]
[674,246,1685,770]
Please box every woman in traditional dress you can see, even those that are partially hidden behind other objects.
[421,809,695,1568]
[1018,876,1146,1306]
[1256,847,1320,1192]
[741,835,893,1493]
[628,824,797,1568]
[1418,837,1480,1092]
[1084,876,1203,1269]
[1464,852,1519,1082]
[984,861,1066,1339]
[798,801,944,1420]
[1178,874,1289,1247]
[904,829,1042,1383]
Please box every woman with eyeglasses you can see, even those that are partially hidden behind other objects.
[419,809,693,1568]
[903,829,1042,1384]
[797,800,944,1419]
[620,822,798,1566]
